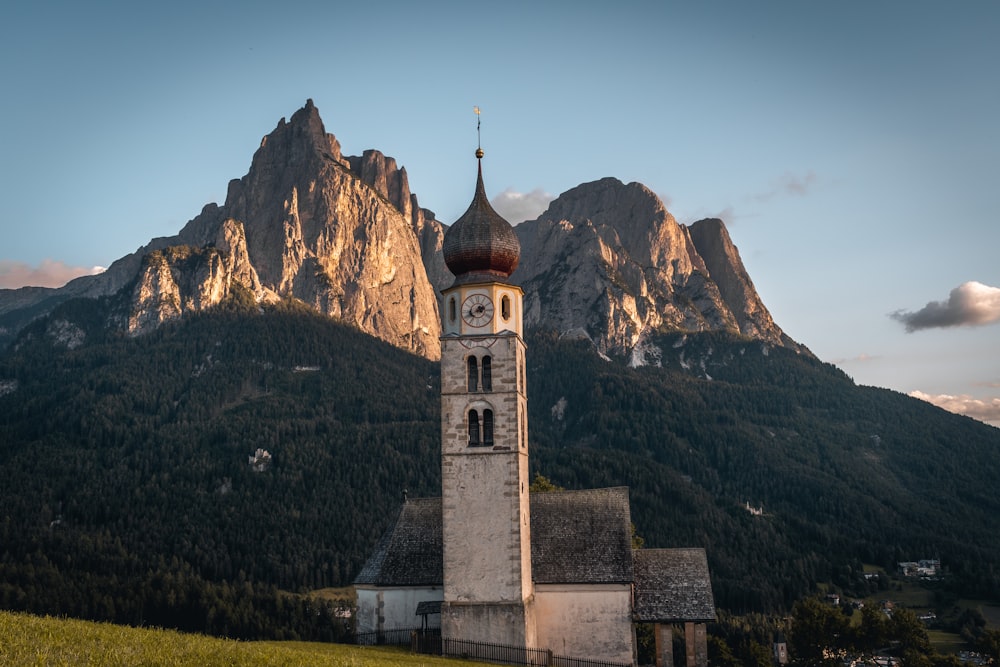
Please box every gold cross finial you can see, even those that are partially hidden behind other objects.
[474,106,483,158]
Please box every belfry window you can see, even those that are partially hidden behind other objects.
[501,295,511,321]
[468,409,480,446]
[482,356,492,391]
[483,409,494,446]
[467,356,478,392]
[449,297,456,323]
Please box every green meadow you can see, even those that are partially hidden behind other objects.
[0,611,484,667]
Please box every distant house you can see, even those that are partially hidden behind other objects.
[248,448,272,472]
[772,631,789,665]
[898,559,940,578]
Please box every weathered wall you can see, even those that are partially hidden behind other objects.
[440,600,536,648]
[354,586,442,634]
[441,450,531,602]
[534,584,634,664]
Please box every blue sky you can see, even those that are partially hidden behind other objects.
[1,1,998,426]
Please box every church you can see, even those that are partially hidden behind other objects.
[354,144,716,667]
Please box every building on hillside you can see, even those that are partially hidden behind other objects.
[354,143,716,667]
[772,631,789,665]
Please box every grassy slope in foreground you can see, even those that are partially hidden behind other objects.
[0,611,485,667]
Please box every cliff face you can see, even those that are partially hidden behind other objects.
[0,101,807,362]
[125,219,262,335]
[3,100,443,359]
[199,101,441,359]
[511,178,803,358]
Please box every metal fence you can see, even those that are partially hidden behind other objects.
[353,629,632,667]
[353,628,417,646]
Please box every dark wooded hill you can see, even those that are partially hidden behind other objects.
[1,295,998,638]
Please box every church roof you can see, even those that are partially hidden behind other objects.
[355,491,716,622]
[632,548,717,622]
[442,156,520,285]
[530,487,634,584]
[354,488,633,587]
[353,497,442,587]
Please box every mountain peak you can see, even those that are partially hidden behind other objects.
[0,102,805,363]
[513,179,804,357]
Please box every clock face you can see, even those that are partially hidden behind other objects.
[462,294,494,327]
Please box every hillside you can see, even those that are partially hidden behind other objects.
[0,610,483,666]
[1,298,998,636]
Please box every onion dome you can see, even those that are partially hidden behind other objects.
[443,151,520,285]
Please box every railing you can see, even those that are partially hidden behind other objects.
[441,636,551,665]
[353,628,419,646]
[353,629,632,667]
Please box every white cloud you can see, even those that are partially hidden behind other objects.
[831,353,878,365]
[0,260,105,289]
[752,170,818,202]
[890,281,1000,332]
[490,187,554,224]
[909,390,1000,428]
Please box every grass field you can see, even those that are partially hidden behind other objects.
[0,611,487,667]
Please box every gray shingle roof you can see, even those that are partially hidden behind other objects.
[632,548,716,622]
[354,497,442,586]
[354,490,716,623]
[530,487,634,584]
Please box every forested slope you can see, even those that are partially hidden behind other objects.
[0,296,439,637]
[1,298,998,637]
[526,331,1000,610]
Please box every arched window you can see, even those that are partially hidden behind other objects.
[467,356,478,392]
[468,409,480,446]
[501,295,511,320]
[482,356,492,391]
[449,297,456,323]
[483,409,494,446]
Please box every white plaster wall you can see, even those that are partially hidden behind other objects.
[354,586,442,634]
[442,451,530,601]
[355,587,379,634]
[441,599,536,648]
[534,584,634,665]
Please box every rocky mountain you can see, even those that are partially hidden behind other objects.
[1,100,442,359]
[0,100,802,363]
[511,178,806,361]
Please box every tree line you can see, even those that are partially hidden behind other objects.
[1,297,999,641]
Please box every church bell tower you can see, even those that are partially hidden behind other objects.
[439,141,535,648]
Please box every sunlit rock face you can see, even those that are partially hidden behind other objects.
[1,102,807,362]
[210,100,442,359]
[510,178,804,358]
[11,100,444,359]
[126,219,263,336]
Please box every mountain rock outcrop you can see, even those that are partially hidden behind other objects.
[1,100,443,358]
[687,217,801,349]
[125,219,263,335]
[0,101,806,362]
[511,178,805,359]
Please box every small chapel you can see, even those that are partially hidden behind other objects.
[354,143,716,667]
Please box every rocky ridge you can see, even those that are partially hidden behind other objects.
[0,101,806,363]
[2,100,443,359]
[511,178,806,360]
